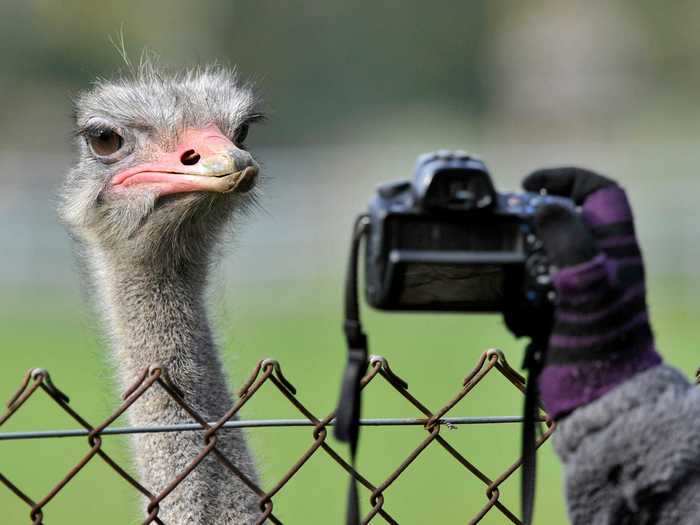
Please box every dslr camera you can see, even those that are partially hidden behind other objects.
[335,151,572,519]
[363,150,576,317]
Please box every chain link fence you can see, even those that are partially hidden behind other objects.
[1,349,554,524]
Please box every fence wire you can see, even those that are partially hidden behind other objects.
[1,349,554,524]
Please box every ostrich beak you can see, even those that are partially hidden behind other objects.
[110,125,258,197]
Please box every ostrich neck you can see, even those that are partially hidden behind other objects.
[90,250,260,523]
[99,258,227,410]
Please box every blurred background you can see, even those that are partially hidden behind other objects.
[1,1,699,523]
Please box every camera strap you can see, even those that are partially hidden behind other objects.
[335,214,370,525]
[521,336,548,525]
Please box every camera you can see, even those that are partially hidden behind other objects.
[335,151,572,518]
[363,150,576,314]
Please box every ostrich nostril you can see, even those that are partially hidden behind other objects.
[180,149,201,166]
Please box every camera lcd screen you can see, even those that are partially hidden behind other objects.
[397,262,507,309]
[389,215,523,252]
[383,215,525,311]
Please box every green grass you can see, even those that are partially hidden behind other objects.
[1,276,697,524]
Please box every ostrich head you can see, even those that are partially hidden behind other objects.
[60,63,263,269]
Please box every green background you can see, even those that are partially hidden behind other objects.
[2,1,700,523]
[1,277,697,524]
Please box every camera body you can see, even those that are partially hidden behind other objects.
[365,151,575,314]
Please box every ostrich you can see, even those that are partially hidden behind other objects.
[59,63,264,524]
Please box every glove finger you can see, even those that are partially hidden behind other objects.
[579,187,645,286]
[534,203,598,268]
[523,167,617,205]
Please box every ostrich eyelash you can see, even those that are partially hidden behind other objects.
[237,113,266,133]
[244,113,266,125]
[74,122,119,138]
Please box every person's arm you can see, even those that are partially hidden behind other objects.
[520,168,700,524]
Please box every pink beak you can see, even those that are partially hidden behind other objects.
[111,125,258,197]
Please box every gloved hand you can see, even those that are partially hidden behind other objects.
[521,167,662,419]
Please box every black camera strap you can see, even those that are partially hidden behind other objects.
[520,335,548,525]
[335,214,370,525]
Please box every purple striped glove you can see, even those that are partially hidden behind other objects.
[522,168,662,420]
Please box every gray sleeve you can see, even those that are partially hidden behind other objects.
[551,365,700,525]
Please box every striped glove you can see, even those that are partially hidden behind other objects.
[522,168,662,420]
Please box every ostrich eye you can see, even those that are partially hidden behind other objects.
[234,123,249,148]
[87,129,124,157]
